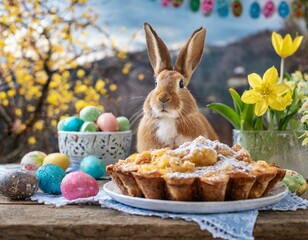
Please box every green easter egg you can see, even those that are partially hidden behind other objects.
[80,122,98,132]
[116,116,130,131]
[282,169,307,196]
[80,106,103,122]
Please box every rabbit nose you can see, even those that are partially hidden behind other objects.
[158,94,170,103]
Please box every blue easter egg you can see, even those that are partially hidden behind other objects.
[250,2,261,19]
[278,1,289,18]
[36,164,66,195]
[80,155,106,179]
[216,0,229,17]
[57,119,65,131]
[62,116,84,132]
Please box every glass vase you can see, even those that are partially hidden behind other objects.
[232,130,308,179]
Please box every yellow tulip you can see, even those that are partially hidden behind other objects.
[272,32,303,59]
[241,66,292,116]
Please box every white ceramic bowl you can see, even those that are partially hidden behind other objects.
[58,130,132,174]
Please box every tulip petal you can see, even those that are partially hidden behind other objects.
[241,89,261,104]
[292,36,303,55]
[271,32,283,57]
[247,73,262,88]
[281,34,293,58]
[263,66,278,85]
[255,99,268,116]
[271,83,291,95]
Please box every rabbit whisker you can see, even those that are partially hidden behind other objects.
[130,111,144,128]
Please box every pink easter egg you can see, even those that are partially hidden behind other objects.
[263,0,275,18]
[60,171,99,200]
[96,113,119,132]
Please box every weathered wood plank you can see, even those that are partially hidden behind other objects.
[0,204,308,240]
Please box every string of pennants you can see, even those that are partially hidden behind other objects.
[159,0,306,19]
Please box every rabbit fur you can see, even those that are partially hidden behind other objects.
[137,23,218,152]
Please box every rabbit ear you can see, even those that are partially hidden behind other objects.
[144,23,172,76]
[175,27,206,86]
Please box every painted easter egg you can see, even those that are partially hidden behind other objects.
[278,1,290,18]
[20,151,46,172]
[57,119,65,131]
[62,116,84,132]
[216,0,229,18]
[43,153,70,171]
[80,122,98,132]
[79,106,103,122]
[0,170,39,200]
[263,0,275,18]
[250,1,261,19]
[128,153,138,160]
[201,0,214,16]
[80,155,106,179]
[116,116,130,131]
[190,0,200,12]
[292,0,305,18]
[172,0,183,8]
[61,171,99,200]
[282,169,307,196]
[231,0,242,17]
[36,164,66,195]
[161,0,171,7]
[97,113,119,132]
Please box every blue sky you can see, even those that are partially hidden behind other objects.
[91,0,285,51]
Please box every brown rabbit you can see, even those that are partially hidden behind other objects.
[137,23,218,152]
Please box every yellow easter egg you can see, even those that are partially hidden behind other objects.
[43,153,70,171]
[128,153,137,160]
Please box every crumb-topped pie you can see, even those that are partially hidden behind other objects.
[107,136,286,201]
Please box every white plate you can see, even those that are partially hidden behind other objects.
[103,181,288,214]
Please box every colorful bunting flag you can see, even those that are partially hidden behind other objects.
[190,0,200,12]
[216,0,229,17]
[201,0,214,16]
[231,0,243,17]
[278,1,290,18]
[157,0,306,19]
[250,1,261,19]
[263,0,275,18]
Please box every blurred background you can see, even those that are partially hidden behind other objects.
[0,0,307,163]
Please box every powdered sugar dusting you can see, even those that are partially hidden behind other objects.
[115,136,255,177]
[166,155,252,179]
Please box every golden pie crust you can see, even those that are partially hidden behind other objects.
[107,136,286,201]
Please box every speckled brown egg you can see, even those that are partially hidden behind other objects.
[0,170,39,200]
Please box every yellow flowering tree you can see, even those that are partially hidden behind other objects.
[0,0,119,162]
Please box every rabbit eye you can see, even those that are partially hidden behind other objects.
[179,79,184,88]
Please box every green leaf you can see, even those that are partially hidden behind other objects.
[229,88,244,114]
[253,116,263,130]
[240,104,255,130]
[207,103,241,129]
[268,109,275,130]
[279,101,301,130]
[284,72,291,81]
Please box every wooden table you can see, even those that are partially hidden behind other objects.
[0,165,308,240]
